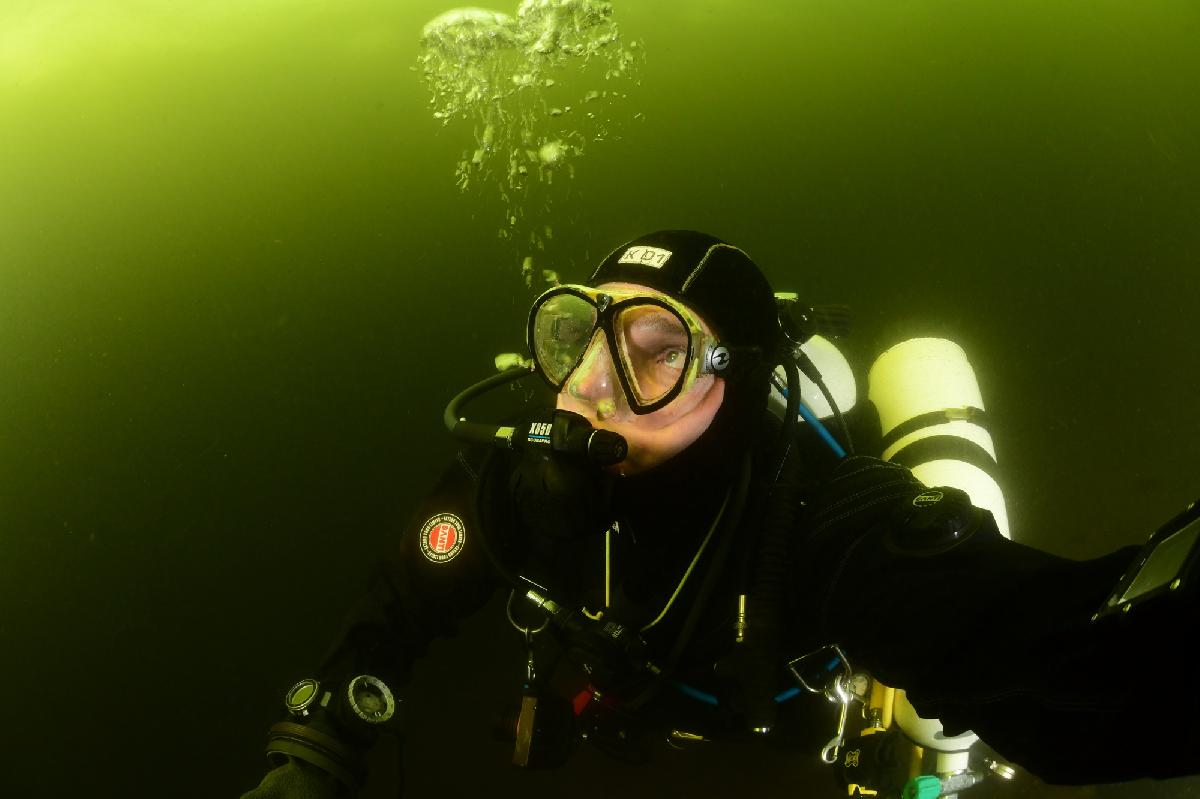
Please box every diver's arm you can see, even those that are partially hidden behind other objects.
[798,455,1200,784]
[242,448,504,798]
[314,448,501,689]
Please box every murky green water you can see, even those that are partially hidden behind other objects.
[3,2,1198,796]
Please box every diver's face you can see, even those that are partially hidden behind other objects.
[555,282,725,476]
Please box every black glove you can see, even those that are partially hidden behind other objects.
[239,759,345,799]
[804,455,926,548]
[798,455,1013,687]
[796,456,1178,785]
[508,450,614,541]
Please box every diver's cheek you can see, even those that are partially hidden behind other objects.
[641,376,723,432]
[556,391,602,423]
[628,379,725,469]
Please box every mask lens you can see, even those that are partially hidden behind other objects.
[533,293,598,386]
[614,304,692,405]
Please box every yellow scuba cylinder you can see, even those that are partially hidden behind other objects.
[868,338,1009,537]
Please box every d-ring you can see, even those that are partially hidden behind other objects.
[506,589,549,636]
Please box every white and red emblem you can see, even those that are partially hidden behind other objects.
[419,512,465,564]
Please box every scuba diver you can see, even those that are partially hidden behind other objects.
[241,230,1200,798]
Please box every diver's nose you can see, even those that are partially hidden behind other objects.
[565,333,623,419]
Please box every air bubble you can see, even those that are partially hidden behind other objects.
[417,1,644,282]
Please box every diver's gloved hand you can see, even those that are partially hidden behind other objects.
[509,450,614,540]
[239,759,347,799]
[799,455,1097,690]
[804,455,926,546]
[798,456,1175,784]
[799,456,1000,674]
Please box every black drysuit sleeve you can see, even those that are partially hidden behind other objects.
[799,456,1200,785]
[314,448,503,693]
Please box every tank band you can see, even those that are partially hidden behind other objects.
[879,407,989,454]
[888,434,999,481]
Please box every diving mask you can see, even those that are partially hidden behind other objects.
[527,284,732,415]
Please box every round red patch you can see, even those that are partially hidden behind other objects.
[419,512,465,563]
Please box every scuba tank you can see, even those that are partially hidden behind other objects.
[868,338,1009,537]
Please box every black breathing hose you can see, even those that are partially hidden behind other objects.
[740,441,801,733]
[776,357,802,480]
[736,349,835,733]
[625,450,754,711]
[791,348,855,456]
[471,448,523,591]
[443,366,532,442]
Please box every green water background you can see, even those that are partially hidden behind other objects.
[2,1,1198,796]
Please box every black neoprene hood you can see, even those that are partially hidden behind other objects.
[587,229,781,355]
[581,229,783,480]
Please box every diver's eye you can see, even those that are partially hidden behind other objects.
[660,348,685,369]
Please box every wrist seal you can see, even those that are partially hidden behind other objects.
[266,721,366,792]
